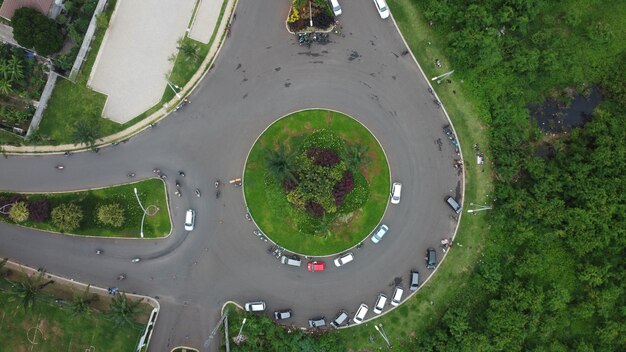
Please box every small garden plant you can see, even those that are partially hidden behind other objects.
[287,0,335,32]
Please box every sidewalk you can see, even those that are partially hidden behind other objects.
[0,23,16,45]
[189,0,223,44]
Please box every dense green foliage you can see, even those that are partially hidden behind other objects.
[11,8,63,56]
[267,130,369,233]
[225,305,345,352]
[386,0,626,351]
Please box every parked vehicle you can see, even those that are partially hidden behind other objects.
[280,255,302,267]
[274,309,292,320]
[445,196,462,213]
[244,301,266,312]
[370,224,389,244]
[390,286,404,306]
[373,293,388,314]
[329,0,342,16]
[184,209,196,231]
[308,317,326,328]
[426,247,437,269]
[372,0,390,19]
[390,182,402,204]
[353,303,369,324]
[409,271,420,291]
[333,252,354,267]
[330,310,348,328]
[307,261,326,272]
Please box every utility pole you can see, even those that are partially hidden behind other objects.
[431,70,454,84]
[203,308,229,350]
[467,202,492,213]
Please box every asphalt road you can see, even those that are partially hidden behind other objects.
[0,1,463,351]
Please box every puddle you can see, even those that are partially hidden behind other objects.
[529,87,601,133]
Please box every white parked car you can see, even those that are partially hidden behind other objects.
[370,224,389,244]
[373,293,387,314]
[353,303,368,324]
[330,0,342,16]
[373,0,390,19]
[390,182,402,204]
[184,209,195,231]
[244,301,266,312]
[333,252,354,267]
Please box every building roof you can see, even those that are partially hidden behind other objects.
[0,0,54,20]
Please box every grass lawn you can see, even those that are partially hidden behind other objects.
[244,109,390,255]
[1,178,171,238]
[336,2,493,350]
[37,0,119,146]
[0,270,148,351]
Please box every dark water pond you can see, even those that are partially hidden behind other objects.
[529,87,601,133]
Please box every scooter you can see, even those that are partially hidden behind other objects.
[117,274,126,280]
[195,189,201,197]
[55,165,64,170]
[215,180,220,188]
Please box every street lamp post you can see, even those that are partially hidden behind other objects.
[166,79,182,98]
[374,324,392,349]
[431,70,454,84]
[467,202,492,213]
[133,187,148,238]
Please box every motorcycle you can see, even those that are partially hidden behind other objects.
[215,180,220,188]
[195,189,201,197]
[55,165,64,170]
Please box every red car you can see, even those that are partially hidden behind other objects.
[307,261,326,272]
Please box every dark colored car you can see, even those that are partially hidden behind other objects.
[409,271,420,291]
[426,248,437,269]
[308,317,326,328]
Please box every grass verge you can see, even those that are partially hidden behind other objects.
[0,269,150,351]
[244,109,390,256]
[36,0,119,146]
[336,2,493,350]
[0,178,171,238]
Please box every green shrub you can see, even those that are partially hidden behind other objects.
[96,203,125,228]
[51,203,83,232]
[11,8,63,56]
[8,201,29,223]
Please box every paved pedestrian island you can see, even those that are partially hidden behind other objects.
[188,0,224,44]
[88,0,197,123]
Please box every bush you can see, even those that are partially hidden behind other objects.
[27,199,50,222]
[8,201,29,223]
[332,171,354,205]
[51,203,83,232]
[96,203,125,227]
[11,8,63,56]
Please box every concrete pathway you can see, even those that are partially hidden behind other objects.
[88,0,196,123]
[188,0,223,44]
[0,23,16,45]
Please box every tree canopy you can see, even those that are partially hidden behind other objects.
[11,7,63,56]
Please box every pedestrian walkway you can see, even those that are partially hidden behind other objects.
[88,0,197,123]
[0,23,16,45]
[188,0,224,44]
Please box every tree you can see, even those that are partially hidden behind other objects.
[96,203,125,227]
[71,284,96,316]
[71,120,100,148]
[343,143,371,170]
[266,143,297,185]
[51,203,83,232]
[11,271,54,310]
[177,38,199,61]
[11,8,63,56]
[107,292,143,327]
[0,78,13,95]
[7,55,24,82]
[8,201,29,223]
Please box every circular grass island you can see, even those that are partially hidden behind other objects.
[244,110,390,256]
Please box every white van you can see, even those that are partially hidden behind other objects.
[329,0,342,16]
[184,209,195,231]
[372,0,390,19]
[244,301,266,312]
[373,293,387,314]
[353,303,368,324]
[280,255,302,267]
[390,287,404,306]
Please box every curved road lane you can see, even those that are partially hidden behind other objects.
[0,1,462,351]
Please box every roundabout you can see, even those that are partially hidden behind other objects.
[244,109,390,255]
[0,1,463,350]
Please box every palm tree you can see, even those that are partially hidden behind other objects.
[178,40,199,61]
[11,271,54,310]
[0,78,13,95]
[266,143,297,184]
[344,143,371,170]
[107,292,143,327]
[8,55,24,82]
[71,120,100,148]
[71,284,94,316]
[0,59,9,80]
